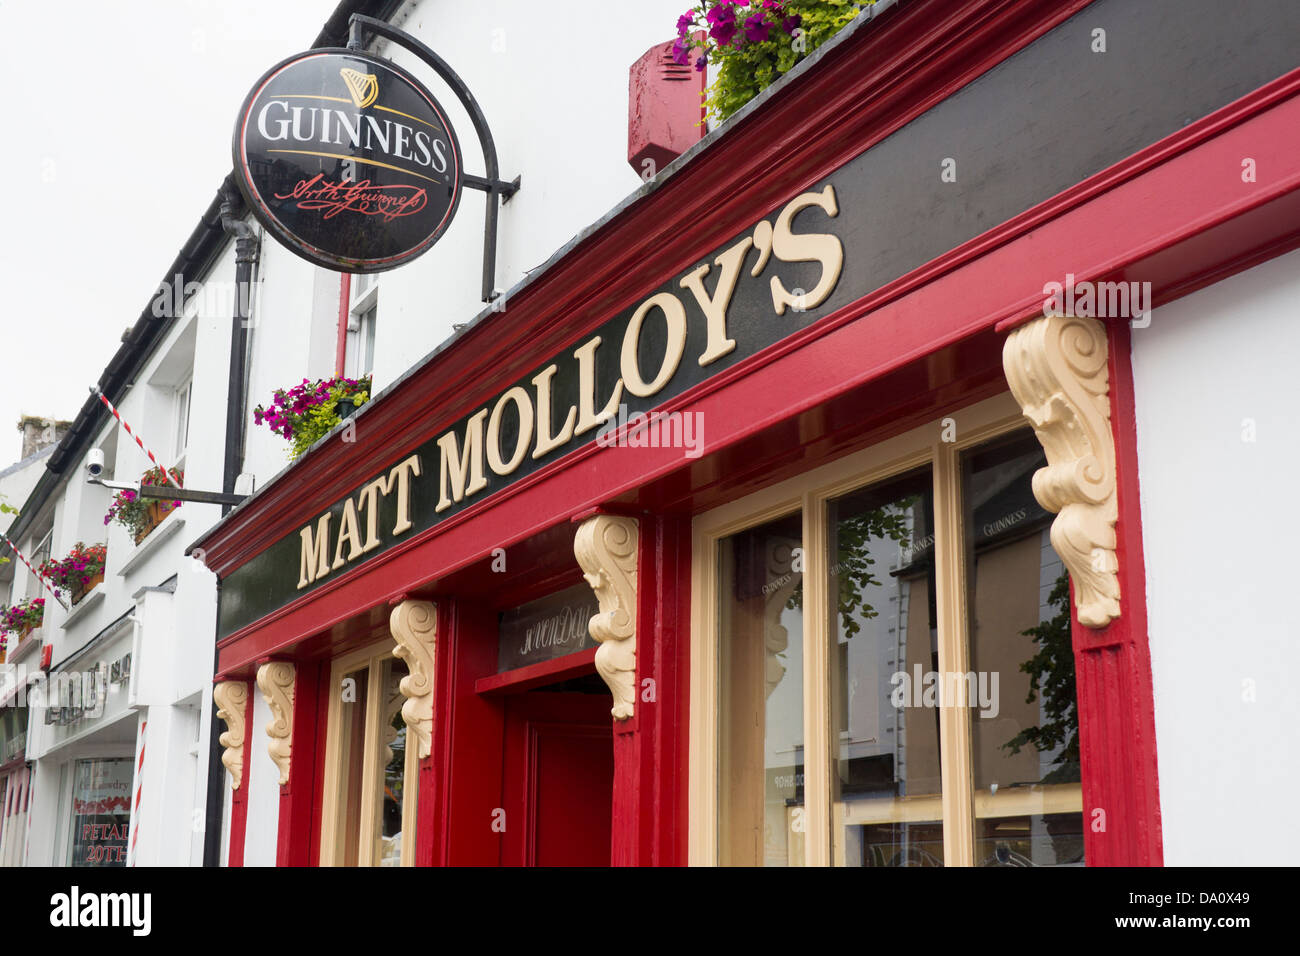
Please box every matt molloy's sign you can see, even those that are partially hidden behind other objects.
[219,185,845,637]
[233,49,463,272]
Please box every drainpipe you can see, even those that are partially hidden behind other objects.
[203,192,259,867]
[219,184,260,514]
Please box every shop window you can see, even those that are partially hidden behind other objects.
[692,394,1083,866]
[319,640,416,866]
[68,757,132,867]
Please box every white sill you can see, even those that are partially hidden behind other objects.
[116,513,186,579]
[59,588,105,631]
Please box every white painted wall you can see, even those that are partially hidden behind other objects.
[1131,247,1300,865]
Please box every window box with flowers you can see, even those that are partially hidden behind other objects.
[0,598,45,659]
[672,0,876,124]
[254,376,372,461]
[39,543,108,605]
[105,466,184,545]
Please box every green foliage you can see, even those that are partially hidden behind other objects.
[786,496,916,637]
[1002,569,1080,783]
[682,1,872,125]
[254,376,372,461]
[286,381,371,460]
[823,499,915,638]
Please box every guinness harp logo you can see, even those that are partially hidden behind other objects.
[340,67,379,108]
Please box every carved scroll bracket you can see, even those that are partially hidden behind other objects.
[574,514,639,720]
[1003,313,1121,628]
[256,661,296,786]
[213,681,249,791]
[389,599,437,759]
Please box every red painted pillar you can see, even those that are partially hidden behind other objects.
[1073,321,1163,866]
[610,513,691,866]
[226,682,256,867]
[275,659,324,867]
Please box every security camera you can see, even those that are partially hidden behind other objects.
[85,448,105,479]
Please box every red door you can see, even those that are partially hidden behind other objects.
[500,691,614,866]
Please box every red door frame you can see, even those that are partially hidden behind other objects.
[202,0,1300,866]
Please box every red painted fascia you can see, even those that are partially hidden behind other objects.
[195,0,1097,576]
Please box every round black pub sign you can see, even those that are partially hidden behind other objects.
[234,49,463,273]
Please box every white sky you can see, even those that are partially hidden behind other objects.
[1,0,338,464]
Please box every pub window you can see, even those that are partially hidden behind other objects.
[319,640,417,866]
[692,393,1083,866]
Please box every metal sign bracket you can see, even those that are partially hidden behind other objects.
[347,14,521,302]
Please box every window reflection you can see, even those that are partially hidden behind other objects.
[717,512,804,866]
[374,658,408,866]
[828,468,943,866]
[963,431,1083,866]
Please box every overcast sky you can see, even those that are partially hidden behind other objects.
[2,0,337,463]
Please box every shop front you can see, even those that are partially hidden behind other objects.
[194,0,1300,866]
[23,613,139,867]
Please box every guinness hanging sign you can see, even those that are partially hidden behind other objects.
[233,49,463,273]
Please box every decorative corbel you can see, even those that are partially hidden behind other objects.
[574,515,639,720]
[212,681,248,790]
[1002,313,1121,628]
[256,661,296,786]
[389,599,437,759]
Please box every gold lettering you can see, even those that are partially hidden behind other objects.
[573,336,624,436]
[356,474,392,553]
[487,386,534,476]
[389,454,422,534]
[331,497,363,569]
[769,185,843,316]
[436,410,488,512]
[531,363,577,459]
[620,292,687,398]
[297,514,332,589]
[680,237,753,366]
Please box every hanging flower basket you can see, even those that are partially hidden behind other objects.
[0,598,45,646]
[105,467,183,544]
[254,375,372,460]
[39,543,108,605]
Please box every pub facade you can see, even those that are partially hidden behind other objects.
[194,0,1300,867]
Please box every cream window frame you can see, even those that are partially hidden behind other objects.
[319,638,418,867]
[689,391,1082,866]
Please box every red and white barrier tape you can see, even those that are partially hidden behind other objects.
[129,718,146,866]
[0,531,68,611]
[91,387,181,489]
